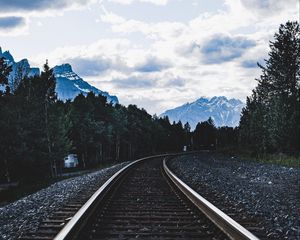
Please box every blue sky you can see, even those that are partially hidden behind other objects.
[0,0,299,114]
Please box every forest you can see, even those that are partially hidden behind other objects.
[0,21,299,183]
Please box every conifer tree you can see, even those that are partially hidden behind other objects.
[0,57,11,85]
[239,21,300,154]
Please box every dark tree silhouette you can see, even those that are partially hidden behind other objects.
[239,21,300,154]
[193,117,217,150]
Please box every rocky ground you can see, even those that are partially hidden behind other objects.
[0,162,129,240]
[168,152,300,240]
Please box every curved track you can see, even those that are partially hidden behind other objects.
[74,157,228,239]
[21,154,261,240]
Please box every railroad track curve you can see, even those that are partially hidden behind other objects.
[21,154,262,240]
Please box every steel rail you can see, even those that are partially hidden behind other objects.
[163,157,260,240]
[54,153,180,240]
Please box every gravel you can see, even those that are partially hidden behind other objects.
[168,152,300,240]
[0,162,129,240]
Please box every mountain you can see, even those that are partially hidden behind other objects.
[0,47,118,104]
[0,47,40,92]
[53,63,118,104]
[160,96,245,129]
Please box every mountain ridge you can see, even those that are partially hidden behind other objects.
[160,96,244,129]
[0,47,118,104]
[53,63,118,104]
[0,47,40,92]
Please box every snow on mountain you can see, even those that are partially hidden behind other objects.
[159,96,245,129]
[0,47,40,92]
[0,47,118,104]
[53,63,118,104]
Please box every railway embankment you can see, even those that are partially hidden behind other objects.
[0,162,129,240]
[168,152,300,240]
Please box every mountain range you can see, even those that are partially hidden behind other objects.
[0,47,118,104]
[1,48,244,127]
[159,96,245,129]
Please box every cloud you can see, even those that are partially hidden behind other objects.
[111,75,157,88]
[100,8,125,24]
[239,0,298,16]
[164,77,185,87]
[20,0,298,115]
[0,0,95,35]
[66,55,129,77]
[176,41,201,58]
[201,35,256,64]
[0,16,25,29]
[134,56,171,72]
[100,7,186,40]
[67,57,112,76]
[0,0,94,14]
[31,38,131,67]
[241,60,258,68]
[108,0,169,5]
[241,57,267,69]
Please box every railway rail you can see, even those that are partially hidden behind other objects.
[21,154,262,240]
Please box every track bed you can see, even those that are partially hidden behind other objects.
[77,157,228,239]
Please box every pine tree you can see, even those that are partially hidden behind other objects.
[193,117,217,150]
[48,101,72,176]
[0,57,11,86]
[239,21,300,154]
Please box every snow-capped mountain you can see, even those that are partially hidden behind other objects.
[0,47,118,104]
[160,96,245,129]
[0,47,40,92]
[54,63,118,104]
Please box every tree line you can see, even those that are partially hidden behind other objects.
[0,63,192,182]
[239,21,300,155]
[0,21,299,183]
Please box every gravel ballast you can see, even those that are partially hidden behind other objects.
[0,162,129,240]
[168,152,300,240]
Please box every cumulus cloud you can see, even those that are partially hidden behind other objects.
[111,75,158,88]
[164,77,186,87]
[0,16,25,29]
[67,57,112,76]
[0,0,95,35]
[31,38,131,68]
[239,0,298,16]
[201,35,256,64]
[81,1,298,113]
[176,41,201,58]
[66,56,128,77]
[15,0,298,114]
[0,0,94,14]
[134,56,171,72]
[100,7,186,40]
[108,0,169,5]
[100,8,125,24]
[241,60,258,68]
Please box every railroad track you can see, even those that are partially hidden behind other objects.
[21,154,261,240]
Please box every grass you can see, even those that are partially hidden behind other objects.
[240,153,300,168]
[217,147,300,168]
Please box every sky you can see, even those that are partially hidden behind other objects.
[0,0,299,114]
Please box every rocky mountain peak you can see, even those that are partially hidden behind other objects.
[2,51,14,63]
[53,63,73,74]
[0,48,118,104]
[160,96,245,129]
